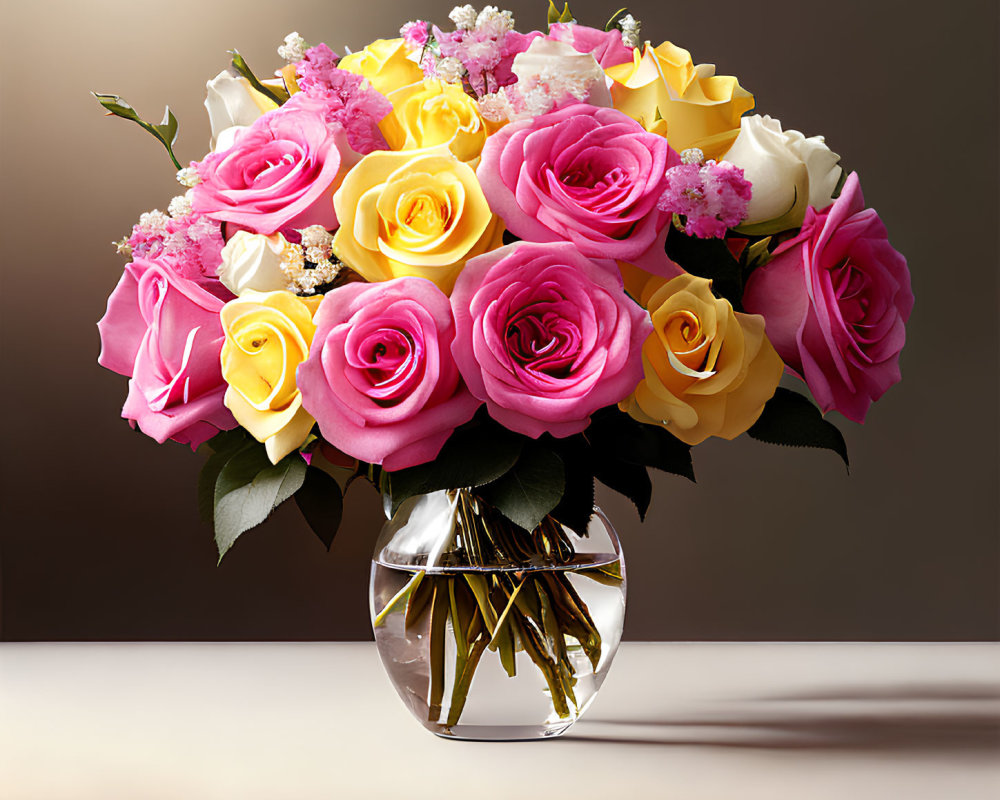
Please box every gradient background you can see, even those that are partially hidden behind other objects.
[0,0,996,642]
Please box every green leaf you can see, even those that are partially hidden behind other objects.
[595,459,652,521]
[294,466,344,551]
[547,1,575,27]
[196,430,255,524]
[92,92,182,169]
[213,447,307,561]
[385,412,523,515]
[665,224,743,309]
[747,387,849,470]
[588,407,694,481]
[548,435,595,535]
[228,50,288,106]
[605,8,629,31]
[744,236,773,270]
[478,441,565,532]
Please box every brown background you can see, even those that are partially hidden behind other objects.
[1,0,997,642]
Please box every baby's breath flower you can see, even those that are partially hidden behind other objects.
[176,166,201,187]
[436,56,467,84]
[476,6,514,34]
[478,89,512,122]
[299,225,334,249]
[618,14,641,49]
[278,32,308,63]
[305,245,330,264]
[113,237,133,257]
[167,193,194,219]
[680,147,705,166]
[449,5,478,30]
[138,210,170,236]
[279,240,306,278]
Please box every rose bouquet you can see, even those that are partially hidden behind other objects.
[95,3,913,738]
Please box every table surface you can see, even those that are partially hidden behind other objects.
[2,642,998,799]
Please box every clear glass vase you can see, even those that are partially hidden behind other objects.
[369,489,626,740]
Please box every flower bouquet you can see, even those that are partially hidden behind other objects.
[95,2,913,739]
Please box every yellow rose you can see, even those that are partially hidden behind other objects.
[332,147,503,294]
[381,79,494,165]
[338,38,424,97]
[606,42,754,160]
[620,273,783,445]
[220,291,323,463]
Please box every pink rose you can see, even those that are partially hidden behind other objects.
[743,172,913,422]
[98,258,236,449]
[297,278,480,471]
[477,103,677,260]
[451,242,652,438]
[547,23,634,69]
[192,96,360,235]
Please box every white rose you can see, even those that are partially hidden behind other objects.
[724,115,842,230]
[205,70,276,151]
[509,39,612,117]
[218,231,289,295]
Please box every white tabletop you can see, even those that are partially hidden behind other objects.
[2,642,998,799]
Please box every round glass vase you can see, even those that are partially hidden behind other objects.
[369,489,626,741]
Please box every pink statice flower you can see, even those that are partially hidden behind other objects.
[125,207,230,301]
[294,43,341,94]
[431,23,538,96]
[400,20,430,51]
[657,161,752,239]
[292,44,393,154]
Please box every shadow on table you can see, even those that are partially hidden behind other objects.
[566,683,1000,753]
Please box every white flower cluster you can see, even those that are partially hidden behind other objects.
[277,32,308,63]
[437,56,467,84]
[167,192,194,219]
[279,227,342,294]
[449,4,514,36]
[618,14,641,49]
[680,148,705,166]
[176,166,201,187]
[449,4,478,30]
[478,89,513,122]
[476,5,515,35]
[137,210,170,236]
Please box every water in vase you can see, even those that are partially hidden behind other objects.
[370,554,626,740]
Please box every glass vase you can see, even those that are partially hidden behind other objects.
[369,489,626,740]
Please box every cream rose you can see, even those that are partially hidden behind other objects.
[621,272,783,445]
[332,146,503,294]
[724,115,843,231]
[220,291,322,463]
[509,38,612,115]
[218,231,290,295]
[204,70,277,151]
